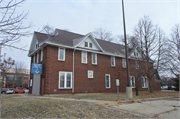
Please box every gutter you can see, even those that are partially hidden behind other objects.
[72,48,76,93]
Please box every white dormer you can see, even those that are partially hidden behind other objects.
[131,48,141,58]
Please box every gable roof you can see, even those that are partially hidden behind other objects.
[29,29,137,57]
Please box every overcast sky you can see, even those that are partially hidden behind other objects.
[1,0,179,69]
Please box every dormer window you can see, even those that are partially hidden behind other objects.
[89,43,92,48]
[134,52,136,56]
[36,43,39,49]
[85,42,88,47]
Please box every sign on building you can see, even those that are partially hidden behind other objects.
[31,63,43,74]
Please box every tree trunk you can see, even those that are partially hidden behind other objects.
[149,79,153,93]
[136,88,139,96]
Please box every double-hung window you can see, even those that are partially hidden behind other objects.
[122,58,126,68]
[92,53,97,65]
[105,74,111,88]
[129,76,135,88]
[142,77,148,88]
[37,53,39,63]
[40,49,43,61]
[135,61,139,69]
[82,51,87,63]
[88,70,93,78]
[58,48,65,61]
[59,72,72,89]
[111,56,115,67]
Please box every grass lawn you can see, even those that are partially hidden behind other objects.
[45,91,180,101]
[1,95,146,118]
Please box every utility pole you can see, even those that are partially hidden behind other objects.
[121,0,132,98]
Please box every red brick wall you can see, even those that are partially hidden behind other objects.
[29,45,161,94]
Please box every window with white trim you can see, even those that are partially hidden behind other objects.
[92,53,97,65]
[122,58,126,68]
[111,56,115,66]
[142,77,148,88]
[82,51,87,63]
[40,49,43,61]
[105,74,111,88]
[88,70,93,78]
[58,48,65,61]
[85,42,88,47]
[89,43,93,48]
[59,72,72,89]
[129,76,135,88]
[135,61,139,69]
[37,53,39,63]
[33,55,35,63]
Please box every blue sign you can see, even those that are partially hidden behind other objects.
[31,63,43,74]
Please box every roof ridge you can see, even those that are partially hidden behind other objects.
[34,31,48,35]
[56,28,85,37]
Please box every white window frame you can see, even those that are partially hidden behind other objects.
[129,76,135,88]
[122,58,126,68]
[135,61,139,69]
[89,43,93,48]
[88,70,93,78]
[81,51,87,63]
[40,49,43,62]
[92,53,97,65]
[58,48,65,61]
[84,42,88,47]
[59,71,72,89]
[33,55,35,63]
[142,77,148,88]
[37,52,39,63]
[105,74,111,88]
[111,56,115,67]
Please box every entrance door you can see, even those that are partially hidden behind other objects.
[32,74,41,95]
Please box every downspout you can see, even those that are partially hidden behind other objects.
[72,48,76,93]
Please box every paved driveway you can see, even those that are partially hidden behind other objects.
[108,97,180,119]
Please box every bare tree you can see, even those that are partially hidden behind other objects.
[116,35,139,47]
[133,16,166,93]
[14,61,26,88]
[0,0,32,48]
[92,28,114,42]
[162,24,180,77]
[41,24,55,36]
[0,53,15,94]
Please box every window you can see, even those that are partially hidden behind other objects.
[85,42,88,47]
[36,43,39,49]
[142,77,148,88]
[89,43,92,48]
[137,53,138,57]
[24,77,28,80]
[58,48,65,61]
[134,52,136,56]
[88,70,93,78]
[92,53,97,65]
[122,58,126,68]
[30,79,32,86]
[40,49,43,61]
[6,75,13,80]
[59,72,72,89]
[37,52,39,63]
[33,55,35,63]
[105,74,111,88]
[81,51,87,63]
[111,56,115,66]
[135,61,139,69]
[15,76,21,80]
[129,76,135,88]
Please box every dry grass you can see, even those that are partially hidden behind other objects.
[0,95,146,118]
[45,91,180,101]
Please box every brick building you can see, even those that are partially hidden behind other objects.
[0,68,30,88]
[28,29,161,95]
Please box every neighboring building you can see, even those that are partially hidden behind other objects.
[28,29,161,95]
[0,68,30,88]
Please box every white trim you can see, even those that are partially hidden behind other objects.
[142,76,148,88]
[88,70,93,78]
[105,74,111,88]
[92,53,97,65]
[58,48,65,61]
[81,51,87,64]
[59,71,72,89]
[122,58,126,68]
[111,56,115,67]
[40,49,43,62]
